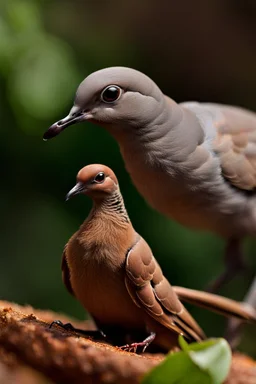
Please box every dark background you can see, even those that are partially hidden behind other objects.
[1,0,255,356]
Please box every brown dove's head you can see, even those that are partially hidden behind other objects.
[43,67,163,140]
[66,164,119,201]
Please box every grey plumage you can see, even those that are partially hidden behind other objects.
[44,67,256,237]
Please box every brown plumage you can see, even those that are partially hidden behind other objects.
[62,164,256,352]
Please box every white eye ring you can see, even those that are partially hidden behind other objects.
[100,85,122,103]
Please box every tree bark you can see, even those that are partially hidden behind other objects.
[0,301,255,384]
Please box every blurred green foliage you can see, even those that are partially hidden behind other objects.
[0,0,255,356]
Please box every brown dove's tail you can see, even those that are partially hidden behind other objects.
[173,286,256,322]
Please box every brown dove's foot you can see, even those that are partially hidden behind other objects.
[206,238,247,293]
[119,332,156,353]
[49,320,106,340]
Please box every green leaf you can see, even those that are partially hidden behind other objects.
[187,339,232,384]
[142,350,211,384]
[142,338,231,384]
[178,334,189,351]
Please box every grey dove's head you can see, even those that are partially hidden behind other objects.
[66,164,119,201]
[43,67,164,140]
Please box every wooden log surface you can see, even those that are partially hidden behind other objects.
[0,301,255,384]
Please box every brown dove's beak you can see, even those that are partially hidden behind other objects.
[66,182,86,201]
[43,108,93,140]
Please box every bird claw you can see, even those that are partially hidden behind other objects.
[49,320,106,341]
[49,320,74,331]
[119,333,156,353]
[119,341,150,353]
[119,343,140,353]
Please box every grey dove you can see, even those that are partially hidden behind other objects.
[43,67,256,341]
[57,164,256,352]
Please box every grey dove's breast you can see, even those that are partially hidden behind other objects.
[119,132,256,238]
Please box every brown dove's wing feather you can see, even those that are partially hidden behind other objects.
[61,245,75,296]
[125,236,205,342]
[173,286,256,322]
[212,104,256,191]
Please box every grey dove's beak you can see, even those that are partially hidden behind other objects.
[43,107,93,140]
[66,182,86,201]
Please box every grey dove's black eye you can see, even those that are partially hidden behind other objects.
[101,85,121,103]
[94,172,105,183]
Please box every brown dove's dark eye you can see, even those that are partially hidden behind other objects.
[94,172,105,183]
[101,86,121,103]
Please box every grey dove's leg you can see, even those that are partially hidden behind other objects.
[206,238,246,293]
[226,275,256,349]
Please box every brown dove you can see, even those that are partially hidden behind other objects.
[59,164,256,352]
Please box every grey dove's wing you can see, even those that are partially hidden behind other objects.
[182,102,256,191]
[124,236,205,342]
[213,105,256,191]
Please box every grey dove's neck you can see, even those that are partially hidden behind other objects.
[105,96,204,167]
[92,189,130,224]
[106,95,173,143]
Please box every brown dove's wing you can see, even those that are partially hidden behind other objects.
[125,236,205,342]
[211,104,256,191]
[61,245,75,296]
[173,286,256,322]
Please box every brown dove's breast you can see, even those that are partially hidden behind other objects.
[66,236,145,330]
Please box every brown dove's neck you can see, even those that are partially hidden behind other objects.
[77,189,132,263]
[92,189,130,224]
